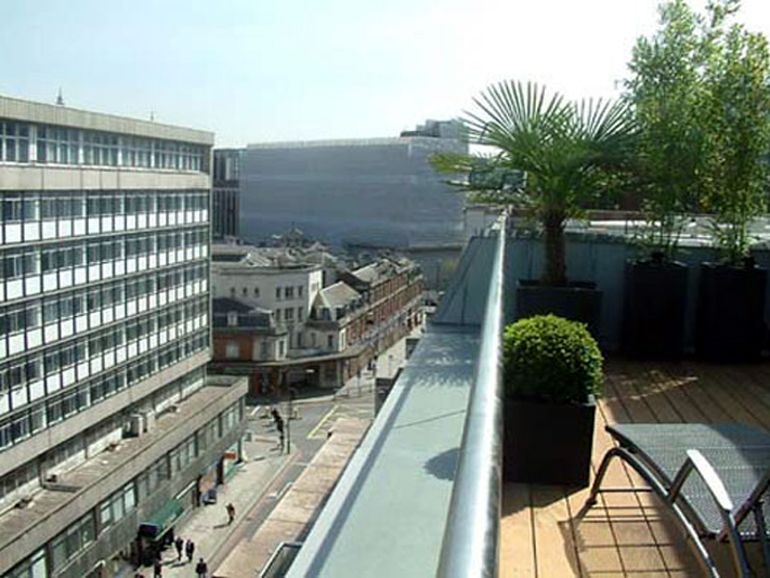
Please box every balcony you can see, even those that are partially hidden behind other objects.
[502,359,770,577]
[285,216,770,577]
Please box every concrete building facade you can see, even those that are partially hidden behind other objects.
[238,121,467,288]
[210,244,424,394]
[0,95,247,578]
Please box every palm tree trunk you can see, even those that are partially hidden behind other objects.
[542,211,567,286]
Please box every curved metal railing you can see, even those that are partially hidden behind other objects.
[437,213,507,578]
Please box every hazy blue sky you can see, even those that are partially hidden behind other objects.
[2,0,769,146]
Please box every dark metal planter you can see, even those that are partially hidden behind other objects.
[503,396,596,487]
[623,260,688,360]
[516,280,602,338]
[696,262,768,362]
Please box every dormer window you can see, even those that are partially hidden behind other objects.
[227,312,238,326]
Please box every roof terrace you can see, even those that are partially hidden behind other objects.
[284,215,770,577]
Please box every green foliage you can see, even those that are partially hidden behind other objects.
[625,0,705,259]
[700,15,770,263]
[626,0,770,264]
[503,315,604,404]
[430,81,638,286]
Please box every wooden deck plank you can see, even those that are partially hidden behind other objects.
[675,363,764,428]
[503,360,770,578]
[708,364,770,428]
[531,486,581,577]
[604,362,687,576]
[500,483,536,578]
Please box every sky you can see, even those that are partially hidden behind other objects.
[2,0,769,147]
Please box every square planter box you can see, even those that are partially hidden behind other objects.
[696,263,767,362]
[516,280,602,338]
[623,260,688,359]
[503,396,595,487]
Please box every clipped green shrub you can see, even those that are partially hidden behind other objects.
[503,314,603,404]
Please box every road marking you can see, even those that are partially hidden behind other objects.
[307,405,338,439]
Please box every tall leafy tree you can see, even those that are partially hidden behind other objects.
[625,0,704,259]
[627,0,770,264]
[700,5,770,263]
[432,81,637,287]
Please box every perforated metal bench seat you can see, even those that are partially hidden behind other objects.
[581,422,770,578]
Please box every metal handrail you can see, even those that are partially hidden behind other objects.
[437,213,507,577]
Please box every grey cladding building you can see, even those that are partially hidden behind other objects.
[240,121,467,250]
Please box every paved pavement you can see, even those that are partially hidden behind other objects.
[151,423,293,578]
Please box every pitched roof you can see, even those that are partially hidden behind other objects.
[316,282,360,309]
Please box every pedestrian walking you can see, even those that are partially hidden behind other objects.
[195,557,208,578]
[153,559,162,578]
[226,502,235,525]
[174,536,183,560]
[276,416,285,450]
[185,539,195,563]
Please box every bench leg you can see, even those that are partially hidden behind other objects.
[575,447,723,578]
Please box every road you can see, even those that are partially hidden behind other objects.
[206,371,376,572]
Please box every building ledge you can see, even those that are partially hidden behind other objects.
[0,375,247,555]
[286,324,480,577]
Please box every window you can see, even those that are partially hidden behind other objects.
[37,126,79,165]
[285,287,294,299]
[253,287,260,298]
[279,340,285,357]
[0,121,30,162]
[99,483,136,530]
[6,548,46,578]
[1,250,38,279]
[225,342,240,359]
[51,512,95,570]
[275,309,281,322]
[327,335,334,349]
[297,307,304,321]
[285,308,294,322]
[275,287,281,300]
[298,286,304,298]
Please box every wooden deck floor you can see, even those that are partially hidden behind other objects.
[500,358,770,577]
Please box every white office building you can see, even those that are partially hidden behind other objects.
[0,95,247,578]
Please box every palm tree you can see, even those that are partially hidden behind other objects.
[432,81,637,287]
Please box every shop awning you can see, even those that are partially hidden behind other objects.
[138,499,184,539]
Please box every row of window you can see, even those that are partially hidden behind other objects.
[275,307,304,323]
[0,369,202,503]
[275,285,304,300]
[50,513,94,572]
[0,120,206,172]
[0,190,208,223]
[0,228,208,281]
[0,331,209,451]
[0,297,208,393]
[3,394,244,578]
[98,483,136,531]
[0,262,207,338]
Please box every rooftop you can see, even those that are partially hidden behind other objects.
[0,93,214,145]
[315,282,360,310]
[0,376,246,567]
[501,359,770,577]
[285,215,770,577]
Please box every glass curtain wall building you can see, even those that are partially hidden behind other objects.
[0,95,247,578]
